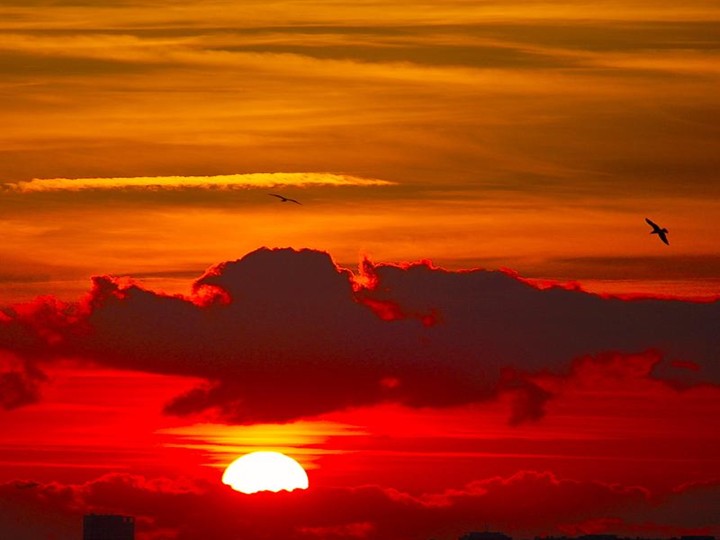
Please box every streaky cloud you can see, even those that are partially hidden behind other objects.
[4,172,395,193]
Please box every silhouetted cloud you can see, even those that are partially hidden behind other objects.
[0,365,44,410]
[1,248,717,423]
[0,351,46,410]
[1,470,717,539]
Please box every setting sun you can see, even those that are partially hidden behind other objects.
[222,452,309,494]
[2,0,720,538]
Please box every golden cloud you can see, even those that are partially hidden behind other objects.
[6,173,396,192]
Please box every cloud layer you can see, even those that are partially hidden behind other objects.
[2,470,718,540]
[1,248,717,421]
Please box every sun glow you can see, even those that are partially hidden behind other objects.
[222,451,309,494]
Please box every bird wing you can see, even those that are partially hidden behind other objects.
[645,217,660,231]
[658,231,669,245]
[269,193,284,200]
[289,198,302,205]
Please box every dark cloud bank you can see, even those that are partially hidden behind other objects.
[1,247,718,421]
[2,471,719,540]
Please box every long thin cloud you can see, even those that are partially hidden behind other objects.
[4,173,395,193]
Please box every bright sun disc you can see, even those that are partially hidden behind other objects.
[222,451,309,494]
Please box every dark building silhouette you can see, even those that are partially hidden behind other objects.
[535,535,716,540]
[83,514,135,540]
[460,532,513,540]
[459,533,718,540]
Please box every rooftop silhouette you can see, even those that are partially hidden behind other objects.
[461,532,513,540]
[455,533,716,540]
[82,514,134,540]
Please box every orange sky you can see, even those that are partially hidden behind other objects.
[1,2,719,539]
[1,0,720,302]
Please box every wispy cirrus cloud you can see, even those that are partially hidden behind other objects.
[4,173,395,193]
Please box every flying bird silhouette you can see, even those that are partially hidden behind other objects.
[269,193,302,205]
[645,217,669,245]
[268,193,302,205]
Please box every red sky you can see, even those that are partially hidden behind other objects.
[1,248,719,539]
[1,1,719,539]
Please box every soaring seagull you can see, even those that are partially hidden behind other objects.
[269,193,302,205]
[645,217,669,245]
